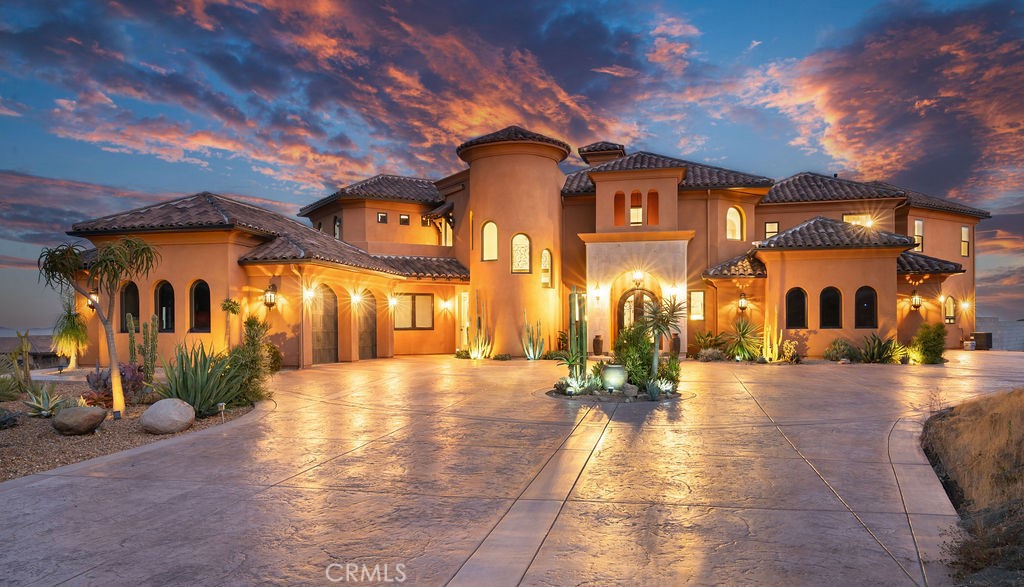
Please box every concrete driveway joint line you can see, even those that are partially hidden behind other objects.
[2,351,1022,585]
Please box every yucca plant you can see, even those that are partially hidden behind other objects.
[694,330,726,351]
[22,381,66,417]
[51,293,89,370]
[725,317,761,361]
[155,343,246,417]
[521,312,545,360]
[860,333,907,364]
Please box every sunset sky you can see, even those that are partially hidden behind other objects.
[1,0,1021,329]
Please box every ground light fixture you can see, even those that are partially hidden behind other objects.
[911,290,922,310]
[263,284,277,308]
[738,292,748,312]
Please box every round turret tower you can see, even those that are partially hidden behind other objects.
[456,126,569,356]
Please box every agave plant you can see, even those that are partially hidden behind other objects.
[694,330,726,351]
[725,317,762,361]
[860,333,906,364]
[521,312,545,360]
[155,343,246,417]
[22,381,66,417]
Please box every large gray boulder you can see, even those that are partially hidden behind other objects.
[140,398,195,435]
[52,406,107,435]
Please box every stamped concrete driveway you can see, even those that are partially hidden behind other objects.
[3,351,1023,586]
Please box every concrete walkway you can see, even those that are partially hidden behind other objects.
[2,351,1022,585]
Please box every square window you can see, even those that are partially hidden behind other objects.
[377,212,388,224]
[421,216,431,227]
[629,206,643,226]
[764,222,779,239]
[394,293,433,330]
[399,214,410,226]
[689,291,704,321]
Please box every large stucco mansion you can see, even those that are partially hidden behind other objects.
[69,126,989,368]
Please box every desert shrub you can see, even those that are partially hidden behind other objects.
[156,343,245,417]
[0,355,23,400]
[22,381,65,417]
[643,380,661,401]
[697,348,728,362]
[86,363,147,404]
[492,353,512,361]
[454,349,470,359]
[910,323,947,364]
[657,356,681,384]
[539,350,566,360]
[229,316,273,404]
[590,360,608,379]
[694,330,726,351]
[613,323,653,384]
[556,330,568,351]
[265,342,283,373]
[823,338,860,362]
[860,334,906,364]
[725,317,761,361]
[554,374,601,396]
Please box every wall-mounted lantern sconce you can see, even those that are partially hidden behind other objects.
[87,288,99,311]
[388,296,398,308]
[263,284,277,308]
[738,292,748,312]
[910,290,922,310]
[961,300,971,311]
[351,293,363,305]
[439,299,452,312]
[632,270,644,289]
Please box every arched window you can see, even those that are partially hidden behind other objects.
[540,249,553,288]
[481,221,498,261]
[785,288,807,329]
[333,216,341,240]
[647,190,659,226]
[726,206,744,240]
[190,280,211,332]
[855,286,878,329]
[511,234,531,273]
[613,192,626,226]
[155,281,174,332]
[944,296,957,324]
[120,282,139,333]
[820,287,842,329]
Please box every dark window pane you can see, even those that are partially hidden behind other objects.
[156,281,174,332]
[820,287,842,329]
[855,286,877,329]
[191,281,211,332]
[120,282,140,332]
[785,288,807,329]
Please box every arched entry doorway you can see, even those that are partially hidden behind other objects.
[311,284,338,364]
[618,288,657,332]
[358,290,377,359]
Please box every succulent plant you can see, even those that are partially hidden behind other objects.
[22,382,66,418]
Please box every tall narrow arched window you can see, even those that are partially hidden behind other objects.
[944,296,957,324]
[613,192,626,226]
[785,288,807,329]
[120,282,139,333]
[333,216,341,239]
[726,206,744,240]
[647,190,659,226]
[155,281,174,332]
[820,287,842,329]
[855,286,878,329]
[540,249,553,288]
[481,221,498,261]
[190,280,211,332]
[511,234,531,273]
[629,191,643,226]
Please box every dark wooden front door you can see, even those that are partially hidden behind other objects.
[311,284,338,364]
[358,290,377,360]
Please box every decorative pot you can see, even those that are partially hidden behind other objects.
[601,363,626,391]
[670,333,681,358]
[593,335,604,356]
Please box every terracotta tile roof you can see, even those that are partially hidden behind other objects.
[562,151,773,195]
[703,251,767,278]
[578,141,625,154]
[70,192,403,275]
[456,125,570,158]
[897,251,965,275]
[374,255,469,280]
[870,181,990,219]
[299,174,441,217]
[758,216,914,250]
[763,172,903,204]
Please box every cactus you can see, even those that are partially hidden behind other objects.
[761,308,783,363]
[138,314,159,384]
[126,313,137,366]
[467,293,492,359]
[14,330,32,388]
[521,311,545,360]
[564,287,587,379]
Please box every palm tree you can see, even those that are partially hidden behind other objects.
[51,293,89,370]
[639,295,687,379]
[39,237,160,413]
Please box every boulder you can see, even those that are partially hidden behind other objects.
[52,406,107,436]
[622,383,639,398]
[140,399,195,435]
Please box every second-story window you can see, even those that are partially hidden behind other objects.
[629,191,643,226]
[726,206,744,240]
[482,221,497,261]
[333,216,341,239]
[961,226,970,257]
[399,214,410,226]
[913,219,923,251]
[377,212,388,224]
[511,234,531,273]
[765,221,779,239]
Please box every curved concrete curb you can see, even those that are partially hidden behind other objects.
[0,399,277,490]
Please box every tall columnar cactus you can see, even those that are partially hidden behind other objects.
[15,330,32,387]
[139,314,159,384]
[126,313,137,366]
[566,287,588,379]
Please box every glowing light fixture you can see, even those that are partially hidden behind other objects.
[351,293,363,305]
[910,290,922,310]
[439,299,452,311]
[263,284,277,308]
[303,287,316,301]
[632,270,644,289]
[939,294,946,304]
[738,292,748,312]
[86,288,100,311]
[961,300,971,310]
